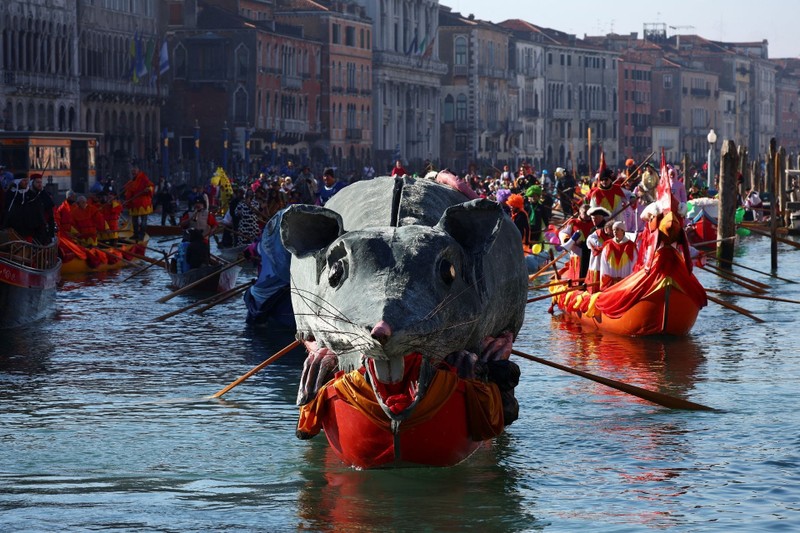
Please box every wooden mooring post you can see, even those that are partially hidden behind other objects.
[738,145,749,191]
[717,140,738,268]
[767,138,778,271]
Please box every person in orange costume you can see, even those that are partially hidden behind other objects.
[98,190,123,243]
[123,160,154,241]
[70,195,105,247]
[54,190,76,235]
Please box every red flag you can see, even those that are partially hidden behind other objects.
[656,148,678,215]
[595,150,607,186]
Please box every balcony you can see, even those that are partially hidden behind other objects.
[690,88,712,97]
[281,74,302,90]
[453,65,468,77]
[280,119,306,133]
[8,71,80,96]
[478,66,506,79]
[346,128,363,140]
[454,120,470,132]
[521,107,539,118]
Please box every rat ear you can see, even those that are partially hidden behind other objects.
[436,199,502,255]
[280,204,344,257]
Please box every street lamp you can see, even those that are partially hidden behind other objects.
[707,128,717,189]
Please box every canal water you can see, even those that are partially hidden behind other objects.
[1,231,799,531]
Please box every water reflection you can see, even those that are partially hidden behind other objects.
[551,316,706,402]
[297,439,541,532]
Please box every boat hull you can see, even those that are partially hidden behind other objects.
[168,264,240,293]
[314,378,486,469]
[551,246,706,336]
[0,252,60,329]
[557,281,700,336]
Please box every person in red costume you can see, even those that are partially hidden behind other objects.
[123,160,154,241]
[390,159,407,177]
[586,168,627,222]
[55,190,76,235]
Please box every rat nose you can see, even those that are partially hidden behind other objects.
[370,320,392,346]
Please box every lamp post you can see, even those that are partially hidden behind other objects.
[707,128,717,189]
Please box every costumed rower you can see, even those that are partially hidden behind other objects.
[599,220,637,290]
[586,168,627,222]
[70,195,105,247]
[558,203,595,282]
[123,160,154,241]
[584,207,611,293]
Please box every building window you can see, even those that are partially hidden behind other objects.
[663,74,672,89]
[456,94,467,121]
[235,44,249,79]
[444,94,454,122]
[174,43,187,79]
[454,36,467,66]
[345,26,355,47]
[234,87,248,122]
[332,24,340,45]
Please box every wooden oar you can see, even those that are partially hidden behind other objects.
[706,294,765,323]
[511,349,714,411]
[527,283,597,303]
[157,257,246,303]
[529,278,582,291]
[706,288,800,305]
[691,235,737,248]
[529,250,567,280]
[154,279,252,321]
[703,262,770,289]
[744,225,800,250]
[209,340,301,399]
[193,280,255,315]
[697,264,767,294]
[103,244,166,267]
[708,255,796,284]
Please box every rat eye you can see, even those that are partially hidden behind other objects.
[328,260,345,287]
[439,259,456,285]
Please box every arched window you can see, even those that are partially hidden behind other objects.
[174,43,187,79]
[235,44,249,79]
[444,94,454,122]
[454,36,467,66]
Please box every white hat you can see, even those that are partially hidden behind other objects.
[587,206,611,218]
[612,221,625,232]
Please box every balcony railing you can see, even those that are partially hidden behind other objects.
[521,107,539,118]
[281,74,302,90]
[346,128,362,140]
[280,119,306,133]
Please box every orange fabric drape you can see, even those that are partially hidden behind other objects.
[298,366,504,442]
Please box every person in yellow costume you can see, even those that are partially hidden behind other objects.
[210,167,234,216]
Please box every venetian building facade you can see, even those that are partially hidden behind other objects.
[163,0,322,178]
[78,0,162,179]
[439,9,516,172]
[503,20,619,172]
[276,0,374,173]
[354,0,445,173]
[502,24,546,170]
[0,0,80,133]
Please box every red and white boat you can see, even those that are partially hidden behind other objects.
[0,235,61,328]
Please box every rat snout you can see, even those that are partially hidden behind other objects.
[370,320,393,346]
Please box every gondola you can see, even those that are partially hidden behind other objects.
[59,234,147,275]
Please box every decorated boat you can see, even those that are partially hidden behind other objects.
[549,245,706,336]
[282,174,527,468]
[684,197,718,249]
[59,234,147,275]
[549,150,707,336]
[0,233,61,328]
